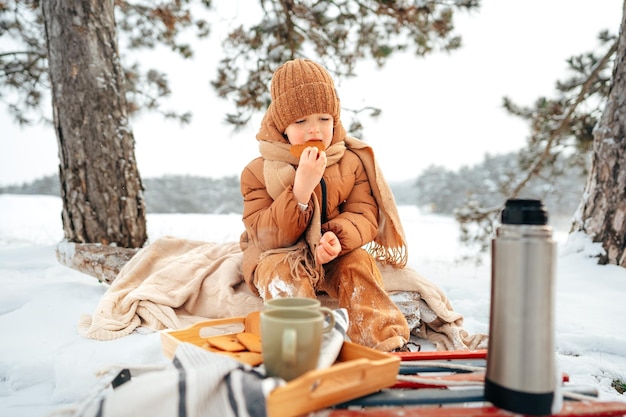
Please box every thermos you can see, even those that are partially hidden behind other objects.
[485,199,560,416]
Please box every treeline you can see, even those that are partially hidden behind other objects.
[412,151,586,217]
[0,174,244,214]
[1,151,586,217]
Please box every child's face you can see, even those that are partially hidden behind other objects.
[284,113,334,149]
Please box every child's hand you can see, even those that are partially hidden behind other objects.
[293,147,327,204]
[316,231,341,265]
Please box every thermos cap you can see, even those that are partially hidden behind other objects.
[501,199,548,225]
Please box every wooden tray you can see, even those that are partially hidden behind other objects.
[160,313,401,417]
[266,341,400,417]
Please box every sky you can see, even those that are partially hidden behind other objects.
[0,194,625,416]
[0,0,623,186]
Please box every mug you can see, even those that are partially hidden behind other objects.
[264,296,322,312]
[261,308,334,381]
[264,297,336,338]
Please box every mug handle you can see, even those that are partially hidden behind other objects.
[319,306,336,333]
[282,328,297,366]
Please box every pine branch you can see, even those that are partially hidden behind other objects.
[508,39,618,198]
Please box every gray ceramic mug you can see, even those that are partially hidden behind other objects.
[265,296,322,312]
[261,308,334,381]
[264,297,336,329]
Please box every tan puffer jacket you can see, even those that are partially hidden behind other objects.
[239,149,379,288]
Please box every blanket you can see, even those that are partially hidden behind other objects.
[78,236,487,350]
[65,343,282,417]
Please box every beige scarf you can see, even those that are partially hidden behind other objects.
[258,136,408,288]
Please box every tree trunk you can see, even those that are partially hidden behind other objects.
[571,1,626,267]
[42,0,147,248]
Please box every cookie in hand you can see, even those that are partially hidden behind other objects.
[289,140,326,157]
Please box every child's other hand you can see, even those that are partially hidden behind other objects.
[316,231,341,265]
[293,147,327,204]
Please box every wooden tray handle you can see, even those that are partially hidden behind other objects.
[182,316,246,334]
[280,359,374,399]
[178,312,261,337]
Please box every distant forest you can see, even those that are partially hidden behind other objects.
[1,151,586,218]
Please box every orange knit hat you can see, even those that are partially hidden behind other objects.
[268,59,340,133]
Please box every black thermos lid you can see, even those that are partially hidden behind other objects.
[501,199,548,225]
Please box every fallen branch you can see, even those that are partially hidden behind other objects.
[55,240,138,285]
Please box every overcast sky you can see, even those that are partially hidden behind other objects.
[0,0,622,186]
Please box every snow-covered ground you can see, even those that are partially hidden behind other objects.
[0,194,624,416]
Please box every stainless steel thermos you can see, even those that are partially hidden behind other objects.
[485,199,560,416]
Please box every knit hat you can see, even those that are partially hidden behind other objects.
[267,59,341,133]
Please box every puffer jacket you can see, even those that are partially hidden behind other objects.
[239,149,379,287]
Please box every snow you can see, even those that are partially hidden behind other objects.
[0,194,625,416]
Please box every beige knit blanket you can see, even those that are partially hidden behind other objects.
[78,236,487,351]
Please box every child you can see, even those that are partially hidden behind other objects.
[239,58,411,352]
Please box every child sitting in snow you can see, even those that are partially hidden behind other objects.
[239,58,412,352]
